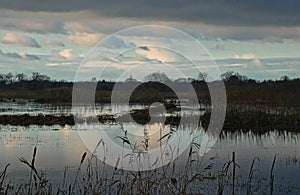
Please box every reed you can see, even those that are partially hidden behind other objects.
[0,164,10,193]
[232,152,236,195]
[269,156,276,195]
[0,147,284,194]
[71,151,87,194]
[246,157,260,195]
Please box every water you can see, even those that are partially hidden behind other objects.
[0,103,299,193]
[0,101,146,116]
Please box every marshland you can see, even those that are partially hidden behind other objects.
[0,72,300,194]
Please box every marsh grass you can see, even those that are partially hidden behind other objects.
[246,157,260,195]
[0,145,281,194]
[0,164,10,194]
[269,156,276,195]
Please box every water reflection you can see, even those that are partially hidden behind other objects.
[0,119,299,193]
[0,102,146,116]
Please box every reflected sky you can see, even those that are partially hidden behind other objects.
[0,124,299,183]
[0,101,146,116]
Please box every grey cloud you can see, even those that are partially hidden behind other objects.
[216,57,300,80]
[0,13,66,34]
[139,46,150,51]
[0,49,40,60]
[215,44,225,50]
[102,36,136,49]
[1,32,41,48]
[23,53,40,60]
[0,8,299,41]
[0,0,299,26]
[42,38,65,47]
[216,57,300,71]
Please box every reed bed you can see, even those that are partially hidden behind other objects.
[0,146,285,194]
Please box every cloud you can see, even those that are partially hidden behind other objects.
[46,62,76,67]
[233,53,264,67]
[252,58,263,67]
[234,54,255,60]
[1,32,41,48]
[139,46,150,51]
[59,49,72,59]
[16,20,65,34]
[0,10,67,34]
[0,9,299,42]
[218,63,247,68]
[42,38,65,47]
[234,54,264,67]
[67,33,101,47]
[101,35,136,49]
[64,22,93,33]
[0,49,40,60]
[215,43,225,50]
[0,0,299,27]
[135,46,184,63]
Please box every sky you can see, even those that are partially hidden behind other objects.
[0,0,299,81]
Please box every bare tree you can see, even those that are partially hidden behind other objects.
[31,72,51,81]
[144,72,170,83]
[16,73,27,82]
[198,72,208,81]
[0,74,4,82]
[5,72,14,84]
[280,75,290,81]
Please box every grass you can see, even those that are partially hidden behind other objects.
[270,156,276,195]
[246,157,260,195]
[201,106,300,134]
[1,103,299,135]
[0,145,284,194]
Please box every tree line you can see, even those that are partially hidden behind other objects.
[0,71,296,84]
[0,72,52,84]
[0,71,299,105]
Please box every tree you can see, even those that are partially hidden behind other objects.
[91,77,97,82]
[198,72,208,81]
[221,71,249,83]
[16,73,27,82]
[39,74,51,81]
[31,72,40,81]
[221,71,234,81]
[5,72,14,84]
[144,72,170,83]
[31,72,51,81]
[280,75,289,81]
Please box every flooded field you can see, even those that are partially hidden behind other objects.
[0,101,147,116]
[0,102,299,194]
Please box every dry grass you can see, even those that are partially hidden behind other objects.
[0,145,283,194]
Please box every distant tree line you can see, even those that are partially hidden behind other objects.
[0,72,51,84]
[0,71,299,105]
[0,72,72,90]
[0,71,296,85]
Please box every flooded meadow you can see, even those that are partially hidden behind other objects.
[0,102,299,194]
